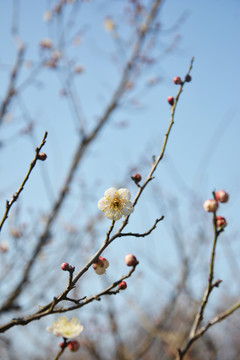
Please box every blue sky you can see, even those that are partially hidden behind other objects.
[0,1,240,354]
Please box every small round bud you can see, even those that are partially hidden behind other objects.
[203,199,218,212]
[124,254,138,267]
[215,216,227,228]
[131,173,142,183]
[173,76,182,85]
[59,342,65,349]
[118,281,127,290]
[61,262,70,271]
[167,96,174,106]
[38,152,47,161]
[215,190,229,203]
[67,340,80,352]
[185,74,192,82]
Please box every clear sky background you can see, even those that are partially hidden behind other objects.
[0,0,240,357]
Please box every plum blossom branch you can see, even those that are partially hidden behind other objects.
[0,56,193,333]
[1,0,164,316]
[176,190,230,359]
[111,57,194,238]
[0,262,139,332]
[0,131,48,233]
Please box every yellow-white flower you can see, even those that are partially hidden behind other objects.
[46,317,83,339]
[98,187,134,221]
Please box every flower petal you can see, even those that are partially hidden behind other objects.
[105,209,122,220]
[97,197,109,211]
[104,187,117,198]
[118,188,131,200]
[121,202,134,216]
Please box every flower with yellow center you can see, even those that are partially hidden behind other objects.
[98,187,134,221]
[46,317,83,339]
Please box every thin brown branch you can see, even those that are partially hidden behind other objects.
[0,45,25,126]
[111,57,194,238]
[0,55,193,332]
[0,131,48,233]
[177,209,225,359]
[0,262,139,332]
[0,0,164,315]
[118,216,164,238]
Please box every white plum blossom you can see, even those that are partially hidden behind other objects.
[46,317,83,339]
[98,187,134,221]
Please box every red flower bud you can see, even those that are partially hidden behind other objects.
[173,76,182,85]
[131,173,142,183]
[215,216,227,228]
[61,262,70,271]
[118,281,127,290]
[67,340,80,352]
[38,152,47,161]
[167,96,174,106]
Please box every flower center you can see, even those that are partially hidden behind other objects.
[110,195,123,211]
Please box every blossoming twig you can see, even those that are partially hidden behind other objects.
[0,131,48,233]
[176,189,229,359]
[0,57,193,334]
[1,0,164,316]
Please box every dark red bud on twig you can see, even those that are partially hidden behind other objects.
[38,152,47,161]
[167,96,174,106]
[173,76,182,85]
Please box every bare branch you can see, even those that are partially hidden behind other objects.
[0,131,48,233]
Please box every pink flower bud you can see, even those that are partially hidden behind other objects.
[37,152,47,161]
[61,262,70,271]
[173,76,182,85]
[215,190,229,203]
[59,342,65,349]
[215,216,227,228]
[131,173,142,183]
[124,254,138,267]
[67,340,80,352]
[203,199,218,212]
[118,281,127,290]
[167,96,174,106]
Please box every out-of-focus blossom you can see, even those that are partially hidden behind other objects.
[39,38,53,49]
[47,317,83,339]
[74,65,84,74]
[0,241,9,253]
[43,11,52,22]
[104,17,115,32]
